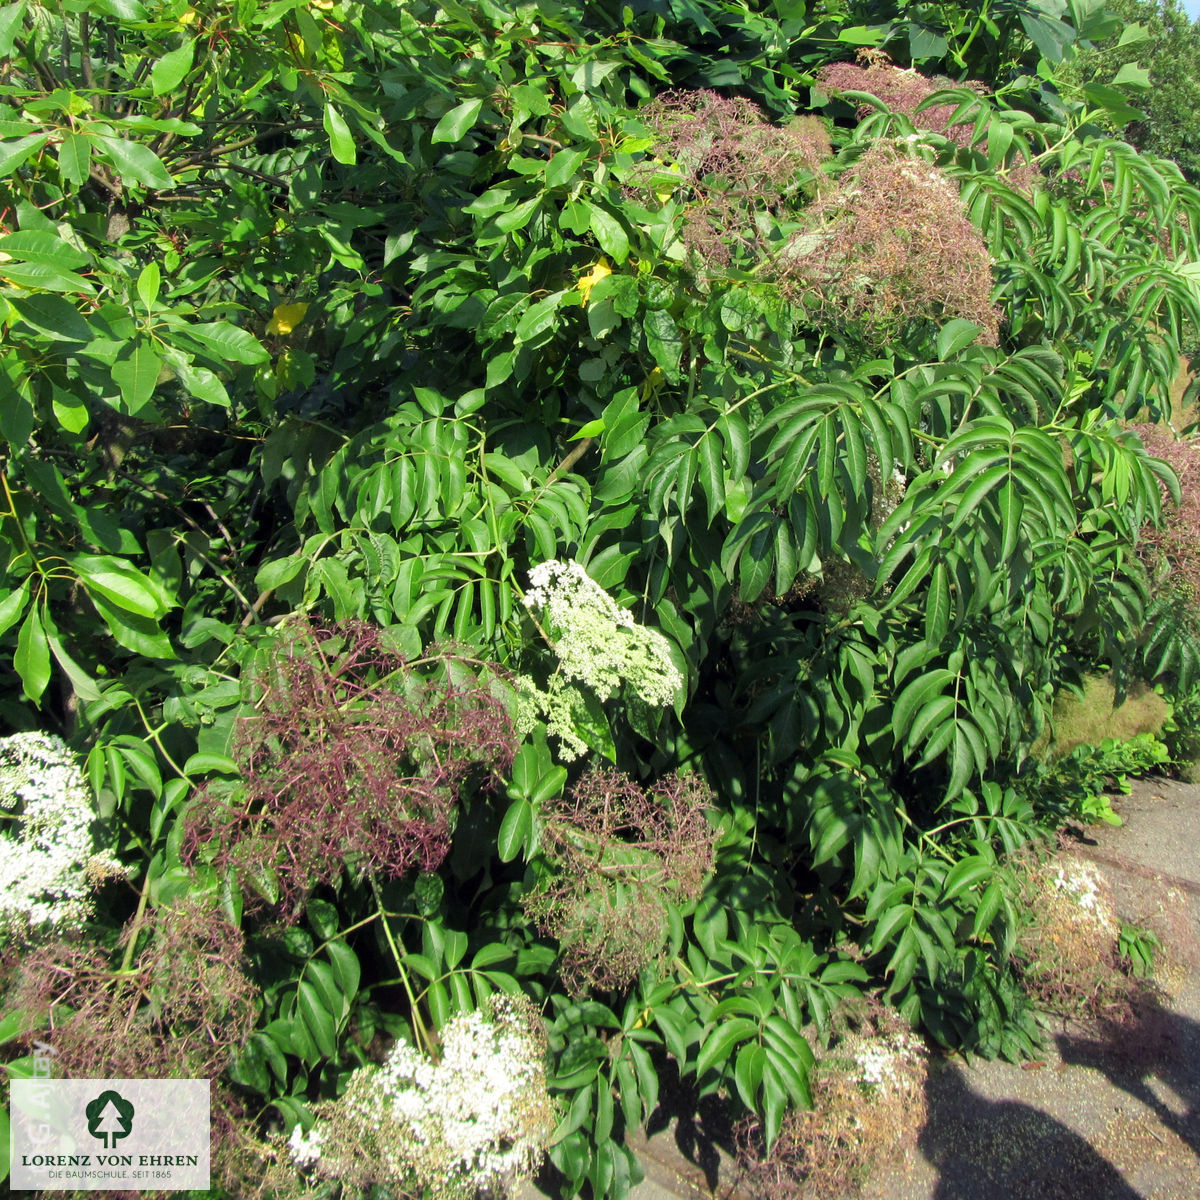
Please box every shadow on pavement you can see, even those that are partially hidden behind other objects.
[641,1057,735,1191]
[1056,987,1200,1160]
[917,1061,1142,1199]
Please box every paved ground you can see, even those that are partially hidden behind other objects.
[523,776,1200,1200]
[863,776,1200,1200]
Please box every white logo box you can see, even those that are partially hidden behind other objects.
[10,1079,209,1191]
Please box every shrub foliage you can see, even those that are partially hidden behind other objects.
[2,0,1200,1196]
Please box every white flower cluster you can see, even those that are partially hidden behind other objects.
[0,733,125,943]
[291,996,554,1198]
[851,1029,926,1095]
[513,672,592,761]
[1049,860,1118,937]
[519,561,683,759]
[286,1123,325,1168]
[524,560,683,706]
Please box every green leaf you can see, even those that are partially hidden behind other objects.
[255,556,307,591]
[733,1041,765,1111]
[546,147,587,189]
[531,764,567,804]
[150,39,195,95]
[497,796,533,862]
[0,2,28,58]
[183,752,239,776]
[514,290,565,344]
[52,387,89,433]
[326,941,361,1000]
[974,881,1004,939]
[0,579,30,638]
[643,309,682,379]
[45,617,102,703]
[837,24,885,44]
[323,102,356,165]
[586,203,630,263]
[696,1017,756,1079]
[924,560,950,645]
[893,669,953,744]
[942,854,992,902]
[183,320,269,364]
[1082,82,1144,126]
[0,230,89,271]
[174,360,230,407]
[760,1061,788,1149]
[1116,22,1149,47]
[15,607,50,702]
[90,592,175,659]
[432,97,484,144]
[295,981,338,1058]
[11,293,91,342]
[111,341,162,413]
[136,261,161,310]
[937,319,982,359]
[0,133,49,176]
[93,135,174,189]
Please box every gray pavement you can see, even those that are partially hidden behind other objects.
[524,776,1200,1199]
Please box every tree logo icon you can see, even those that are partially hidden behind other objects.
[85,1090,135,1149]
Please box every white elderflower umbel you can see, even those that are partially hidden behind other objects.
[523,559,683,708]
[851,1028,926,1095]
[1049,860,1118,938]
[513,673,591,762]
[286,1123,324,1168]
[292,995,555,1198]
[0,732,125,943]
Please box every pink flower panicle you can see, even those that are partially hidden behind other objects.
[633,89,831,270]
[779,141,1001,345]
[1130,423,1200,607]
[183,620,516,919]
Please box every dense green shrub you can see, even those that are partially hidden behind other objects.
[1056,0,1200,182]
[2,0,1200,1196]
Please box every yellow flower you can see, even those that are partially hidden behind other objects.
[576,259,611,305]
[640,366,665,402]
[266,302,309,336]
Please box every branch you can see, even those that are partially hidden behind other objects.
[13,38,63,91]
[549,436,595,481]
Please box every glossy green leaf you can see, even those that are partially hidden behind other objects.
[73,554,173,618]
[323,102,356,165]
[14,607,50,702]
[150,39,195,95]
[93,135,173,189]
[432,97,484,143]
[497,796,533,862]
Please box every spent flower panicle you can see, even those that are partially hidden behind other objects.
[0,732,126,943]
[526,767,717,992]
[7,899,257,1080]
[1130,422,1200,608]
[289,994,554,1198]
[736,1009,927,1199]
[1015,852,1139,1019]
[817,51,1038,192]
